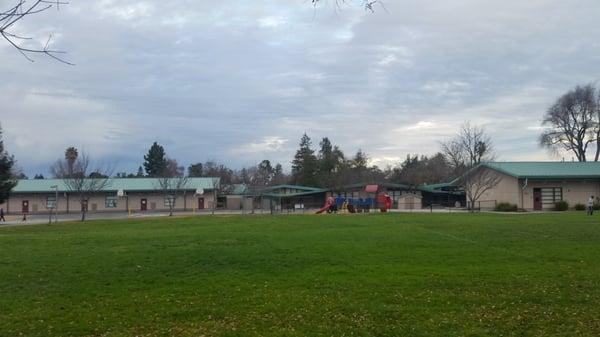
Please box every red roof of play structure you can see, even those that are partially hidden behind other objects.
[365,185,378,193]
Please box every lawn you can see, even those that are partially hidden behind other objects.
[1,213,600,337]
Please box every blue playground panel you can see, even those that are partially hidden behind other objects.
[335,197,376,207]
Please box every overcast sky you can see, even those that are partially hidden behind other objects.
[2,0,600,176]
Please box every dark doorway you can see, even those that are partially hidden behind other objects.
[198,198,205,210]
[22,200,29,213]
[140,198,147,211]
[533,188,542,211]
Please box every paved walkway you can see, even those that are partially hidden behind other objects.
[0,208,538,228]
[0,209,318,227]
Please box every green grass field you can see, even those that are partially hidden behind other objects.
[1,213,600,337]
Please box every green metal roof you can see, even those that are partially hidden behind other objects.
[261,190,327,198]
[229,184,248,195]
[10,178,220,194]
[418,182,454,192]
[260,184,326,192]
[240,184,327,198]
[330,182,412,191]
[480,162,600,179]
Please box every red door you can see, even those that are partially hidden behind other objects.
[22,200,29,213]
[198,198,205,210]
[533,188,542,211]
[141,199,147,211]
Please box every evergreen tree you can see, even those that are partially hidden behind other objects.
[143,142,167,177]
[0,126,17,204]
[291,134,319,186]
[272,163,285,185]
[350,149,370,183]
[255,160,274,186]
[317,137,345,187]
[34,174,45,179]
[187,163,204,177]
[136,166,144,177]
[352,149,369,169]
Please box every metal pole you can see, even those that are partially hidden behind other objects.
[50,185,58,224]
[55,187,58,223]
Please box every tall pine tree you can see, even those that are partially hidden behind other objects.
[291,134,318,187]
[0,125,17,204]
[143,142,167,177]
[317,138,346,187]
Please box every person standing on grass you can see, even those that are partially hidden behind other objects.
[587,196,595,215]
[0,208,5,222]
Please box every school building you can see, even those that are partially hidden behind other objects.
[226,185,328,212]
[328,182,465,210]
[0,178,220,215]
[458,162,600,210]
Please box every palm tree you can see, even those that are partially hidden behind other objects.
[65,147,78,176]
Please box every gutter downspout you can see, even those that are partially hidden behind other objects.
[521,178,528,210]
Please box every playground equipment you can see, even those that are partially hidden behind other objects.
[316,196,336,214]
[377,193,393,212]
[317,186,394,214]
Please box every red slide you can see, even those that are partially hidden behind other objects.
[378,193,393,212]
[316,196,335,214]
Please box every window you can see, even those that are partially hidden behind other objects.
[46,196,56,209]
[105,196,118,208]
[164,195,175,207]
[541,187,563,206]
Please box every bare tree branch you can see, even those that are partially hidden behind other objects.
[1,0,72,64]
[155,158,189,216]
[442,122,497,210]
[460,165,501,211]
[51,150,113,221]
[539,84,599,162]
[441,121,495,177]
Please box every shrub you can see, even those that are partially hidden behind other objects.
[574,203,587,211]
[495,202,518,212]
[554,200,569,211]
[594,203,600,211]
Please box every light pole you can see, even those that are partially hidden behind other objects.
[50,185,58,224]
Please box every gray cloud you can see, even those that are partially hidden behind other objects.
[2,0,600,176]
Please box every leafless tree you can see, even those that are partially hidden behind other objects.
[441,122,497,210]
[442,122,495,174]
[440,140,466,177]
[539,84,599,162]
[457,122,495,165]
[460,166,501,212]
[155,158,188,216]
[1,0,72,64]
[51,151,112,221]
[209,177,221,215]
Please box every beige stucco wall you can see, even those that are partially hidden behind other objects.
[466,168,600,210]
[521,180,600,210]
[0,191,215,215]
[472,171,521,208]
